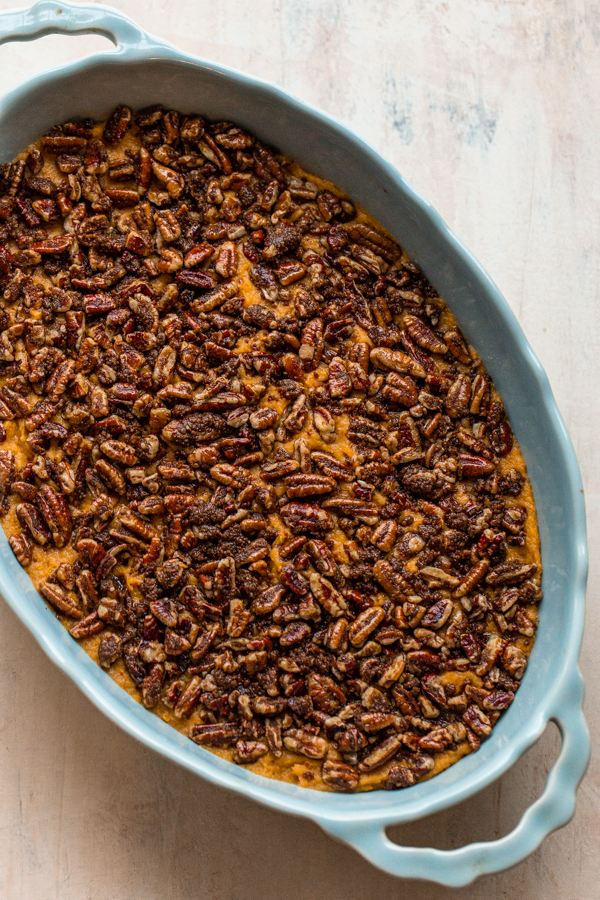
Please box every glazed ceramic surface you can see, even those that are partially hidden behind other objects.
[0,1,589,886]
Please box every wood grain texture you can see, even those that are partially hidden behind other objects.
[0,1,597,897]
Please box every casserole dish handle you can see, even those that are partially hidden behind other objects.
[324,669,589,887]
[0,0,170,54]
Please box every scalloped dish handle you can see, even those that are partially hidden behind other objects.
[0,0,167,53]
[324,671,589,886]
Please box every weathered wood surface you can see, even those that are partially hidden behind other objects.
[0,1,597,897]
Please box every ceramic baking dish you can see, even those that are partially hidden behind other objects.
[0,0,590,885]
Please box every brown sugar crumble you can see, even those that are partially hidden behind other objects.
[0,106,541,792]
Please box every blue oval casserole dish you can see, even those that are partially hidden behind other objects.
[0,0,589,885]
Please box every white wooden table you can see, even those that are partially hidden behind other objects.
[0,1,597,897]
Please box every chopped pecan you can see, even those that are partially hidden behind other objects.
[97,633,122,668]
[370,519,397,552]
[171,676,203,717]
[348,607,385,647]
[285,473,335,498]
[358,734,402,772]
[328,356,352,398]
[344,223,400,261]
[280,502,333,535]
[234,741,269,764]
[382,372,418,407]
[36,485,72,548]
[283,728,327,759]
[191,723,239,746]
[373,560,411,600]
[404,315,447,354]
[16,502,50,545]
[385,765,416,790]
[251,584,286,616]
[321,759,359,791]
[40,581,83,619]
[311,451,353,481]
[445,329,471,364]
[70,612,104,640]
[9,532,32,567]
[420,599,453,629]
[502,644,528,680]
[446,375,472,418]
[370,346,425,379]
[306,539,337,577]
[299,318,323,370]
[309,573,346,617]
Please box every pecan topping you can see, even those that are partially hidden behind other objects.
[0,106,540,795]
